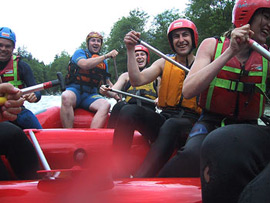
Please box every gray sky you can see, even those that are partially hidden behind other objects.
[2,0,189,64]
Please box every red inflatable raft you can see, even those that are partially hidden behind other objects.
[0,106,202,202]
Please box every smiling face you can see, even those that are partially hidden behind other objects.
[87,37,102,54]
[171,28,193,57]
[135,50,147,69]
[250,8,270,44]
[0,38,14,62]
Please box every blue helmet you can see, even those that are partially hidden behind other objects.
[0,27,16,46]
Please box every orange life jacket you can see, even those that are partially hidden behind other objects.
[158,57,201,114]
[199,37,268,120]
[65,51,110,88]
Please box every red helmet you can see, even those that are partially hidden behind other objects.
[167,18,198,52]
[86,31,103,45]
[232,0,270,28]
[135,44,150,64]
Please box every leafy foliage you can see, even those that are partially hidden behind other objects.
[185,0,235,46]
[14,1,237,95]
[148,9,182,62]
[104,9,149,83]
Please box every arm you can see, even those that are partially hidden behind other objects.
[19,60,41,103]
[0,83,23,121]
[183,24,253,99]
[124,31,163,86]
[77,50,118,70]
[100,72,129,100]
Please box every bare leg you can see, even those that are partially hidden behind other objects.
[89,99,110,128]
[60,90,76,128]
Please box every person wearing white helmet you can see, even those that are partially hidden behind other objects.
[61,31,118,128]
[0,27,42,129]
[100,45,159,128]
[181,0,270,202]
[112,19,201,178]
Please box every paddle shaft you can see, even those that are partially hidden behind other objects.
[28,130,51,171]
[249,39,270,61]
[21,79,60,95]
[113,58,119,81]
[108,88,155,104]
[0,72,65,105]
[138,40,190,72]
[0,80,58,105]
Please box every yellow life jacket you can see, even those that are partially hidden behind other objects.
[125,81,157,103]
[158,57,201,114]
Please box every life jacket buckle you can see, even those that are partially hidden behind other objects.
[229,79,239,92]
[243,83,255,94]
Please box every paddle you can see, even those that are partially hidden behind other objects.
[138,39,190,73]
[113,57,119,81]
[106,85,155,104]
[27,129,56,179]
[0,72,65,105]
[249,39,270,61]
[26,129,85,179]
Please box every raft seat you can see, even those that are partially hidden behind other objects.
[36,106,110,128]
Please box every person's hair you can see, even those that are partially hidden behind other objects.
[224,8,268,39]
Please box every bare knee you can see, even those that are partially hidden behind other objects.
[91,99,111,114]
[61,91,76,107]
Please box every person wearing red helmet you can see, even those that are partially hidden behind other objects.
[111,18,201,178]
[181,0,270,202]
[61,31,118,128]
[100,45,159,128]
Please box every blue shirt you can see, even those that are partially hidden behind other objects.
[71,49,109,77]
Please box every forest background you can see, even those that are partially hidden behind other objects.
[16,0,238,94]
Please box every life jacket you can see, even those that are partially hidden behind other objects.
[158,57,201,114]
[124,80,157,103]
[199,37,268,120]
[65,51,111,89]
[0,55,23,88]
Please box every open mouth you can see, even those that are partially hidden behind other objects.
[261,29,269,37]
[137,59,145,64]
[177,43,188,49]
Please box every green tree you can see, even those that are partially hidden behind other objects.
[13,2,238,96]
[185,0,235,45]
[148,9,182,62]
[16,46,46,84]
[104,9,149,83]
[46,51,71,94]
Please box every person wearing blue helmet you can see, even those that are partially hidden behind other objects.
[0,27,42,129]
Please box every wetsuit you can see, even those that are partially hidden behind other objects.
[158,37,268,178]
[0,59,42,129]
[0,122,40,180]
[113,59,201,178]
[201,124,270,203]
[158,111,257,177]
[107,80,157,129]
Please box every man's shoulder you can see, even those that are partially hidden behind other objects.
[72,49,89,63]
[18,59,31,69]
[73,48,88,56]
